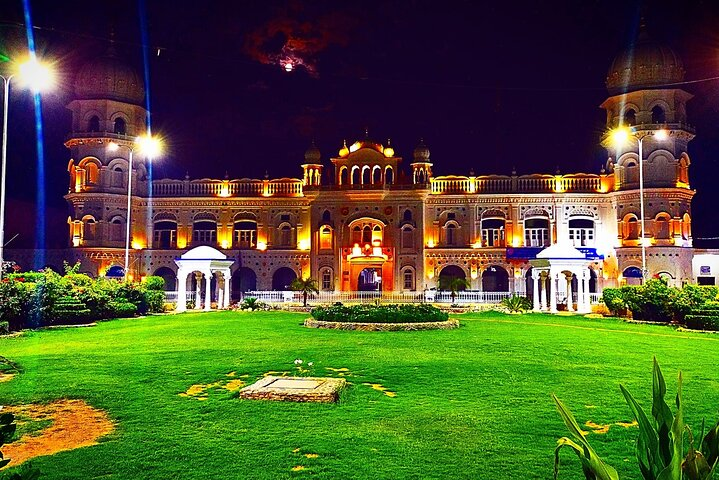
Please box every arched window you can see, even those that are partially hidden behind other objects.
[651,105,666,124]
[372,165,382,184]
[153,220,178,249]
[320,268,333,291]
[402,267,415,291]
[234,219,257,248]
[320,227,332,250]
[624,161,638,185]
[524,217,549,247]
[113,118,127,135]
[109,216,124,242]
[654,214,671,240]
[682,213,691,240]
[112,166,125,188]
[403,209,412,222]
[362,225,372,244]
[372,225,382,243]
[351,166,360,185]
[481,218,505,247]
[83,216,97,241]
[624,109,636,127]
[322,210,331,223]
[568,218,594,247]
[339,166,348,186]
[85,162,99,185]
[385,166,394,185]
[88,116,100,132]
[445,223,457,246]
[352,226,362,244]
[362,166,371,185]
[626,216,639,240]
[401,225,414,249]
[193,220,217,245]
[278,224,292,247]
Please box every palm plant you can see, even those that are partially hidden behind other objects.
[438,276,470,304]
[290,277,319,307]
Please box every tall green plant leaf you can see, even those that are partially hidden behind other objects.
[657,372,684,480]
[620,384,661,480]
[683,427,712,480]
[652,358,675,468]
[552,394,620,480]
[701,420,719,472]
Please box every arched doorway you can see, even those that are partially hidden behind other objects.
[232,267,257,299]
[153,266,176,291]
[623,266,643,285]
[272,267,297,290]
[358,267,382,291]
[438,265,466,289]
[482,265,509,292]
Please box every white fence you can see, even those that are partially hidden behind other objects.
[164,290,603,306]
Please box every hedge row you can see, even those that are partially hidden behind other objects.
[0,267,165,332]
[310,304,448,323]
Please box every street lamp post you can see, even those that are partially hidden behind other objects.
[109,134,161,281]
[0,59,54,280]
[611,126,668,283]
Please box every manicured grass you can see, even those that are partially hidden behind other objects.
[1,311,719,479]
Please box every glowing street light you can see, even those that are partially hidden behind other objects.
[0,57,55,280]
[609,125,670,282]
[108,133,164,281]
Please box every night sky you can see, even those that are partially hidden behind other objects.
[1,0,719,249]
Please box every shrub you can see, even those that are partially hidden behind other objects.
[311,304,449,323]
[109,301,137,318]
[600,288,626,316]
[162,302,175,313]
[143,276,165,291]
[144,290,165,314]
[501,294,532,313]
[0,280,33,331]
[0,321,8,335]
[683,314,719,331]
[51,296,91,325]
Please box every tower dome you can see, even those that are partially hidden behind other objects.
[606,25,684,94]
[413,139,430,162]
[75,47,145,105]
[304,141,321,163]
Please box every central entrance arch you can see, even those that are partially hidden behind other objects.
[482,265,509,292]
[358,267,382,291]
[272,267,297,290]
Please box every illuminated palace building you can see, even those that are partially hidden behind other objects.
[29,30,714,300]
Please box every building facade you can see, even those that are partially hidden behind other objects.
[42,29,710,299]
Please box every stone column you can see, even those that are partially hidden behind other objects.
[575,270,584,313]
[539,272,547,311]
[204,271,212,311]
[532,271,540,312]
[566,273,573,312]
[176,269,187,312]
[215,271,224,309]
[224,268,231,308]
[582,269,591,312]
[194,272,203,310]
[549,271,557,313]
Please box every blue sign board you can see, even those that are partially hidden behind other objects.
[505,247,604,260]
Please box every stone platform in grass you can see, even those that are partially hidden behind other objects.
[239,376,346,403]
[304,318,460,331]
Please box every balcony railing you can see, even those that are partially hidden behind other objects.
[152,177,304,198]
[431,173,606,195]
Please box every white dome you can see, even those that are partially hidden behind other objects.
[180,246,227,260]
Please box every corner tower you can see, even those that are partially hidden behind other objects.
[601,21,695,284]
[64,46,148,251]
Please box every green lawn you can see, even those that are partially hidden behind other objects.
[1,311,719,479]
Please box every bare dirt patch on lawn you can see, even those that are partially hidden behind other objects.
[2,399,114,467]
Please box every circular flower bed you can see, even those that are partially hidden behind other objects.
[305,304,459,331]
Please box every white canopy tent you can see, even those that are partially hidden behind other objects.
[174,246,235,312]
[529,243,593,314]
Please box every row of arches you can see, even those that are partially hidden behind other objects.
[70,157,139,192]
[84,115,127,135]
[338,165,394,186]
[619,212,690,242]
[621,105,667,126]
[436,264,598,293]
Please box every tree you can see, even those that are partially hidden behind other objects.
[439,276,470,303]
[290,277,319,307]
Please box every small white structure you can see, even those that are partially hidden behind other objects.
[175,246,235,312]
[529,243,593,314]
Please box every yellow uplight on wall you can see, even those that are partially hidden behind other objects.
[221,239,229,249]
[471,241,482,249]
[298,239,310,250]
[512,237,521,247]
[132,241,144,250]
[428,271,435,279]
[257,241,267,251]
[426,240,435,248]
[470,272,478,279]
